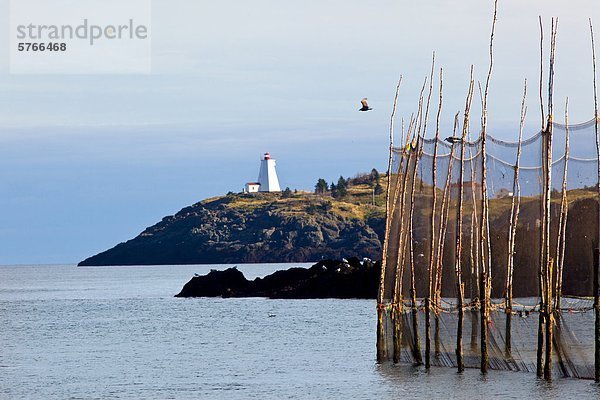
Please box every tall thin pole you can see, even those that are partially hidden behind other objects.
[434,112,460,358]
[426,62,441,370]
[590,18,600,383]
[480,0,498,374]
[409,138,424,366]
[536,16,547,378]
[408,79,431,366]
[468,134,480,350]
[392,115,416,364]
[539,16,546,131]
[543,18,558,381]
[393,85,425,365]
[467,87,481,349]
[423,54,437,370]
[506,80,527,357]
[378,76,403,362]
[394,85,426,301]
[554,97,569,311]
[455,72,474,373]
[391,130,410,364]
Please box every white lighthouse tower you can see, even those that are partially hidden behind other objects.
[257,152,281,192]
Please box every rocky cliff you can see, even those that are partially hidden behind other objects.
[79,188,386,266]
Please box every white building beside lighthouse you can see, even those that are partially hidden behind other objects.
[244,152,281,193]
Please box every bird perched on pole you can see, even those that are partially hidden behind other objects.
[445,136,463,144]
[359,98,373,112]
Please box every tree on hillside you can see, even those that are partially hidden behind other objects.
[282,187,293,198]
[315,178,328,195]
[374,183,384,195]
[370,168,380,185]
[337,176,348,198]
[330,182,339,198]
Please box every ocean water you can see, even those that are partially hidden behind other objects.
[0,264,599,400]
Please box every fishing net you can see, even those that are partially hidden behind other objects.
[379,117,600,379]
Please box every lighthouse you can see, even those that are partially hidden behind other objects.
[257,152,281,192]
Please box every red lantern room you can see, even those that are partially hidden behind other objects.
[264,152,271,160]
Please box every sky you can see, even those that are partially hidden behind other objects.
[1,0,600,264]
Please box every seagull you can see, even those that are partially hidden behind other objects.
[359,98,373,112]
[445,136,463,144]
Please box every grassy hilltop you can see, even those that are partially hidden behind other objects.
[79,172,388,266]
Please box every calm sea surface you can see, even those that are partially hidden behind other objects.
[1,264,599,399]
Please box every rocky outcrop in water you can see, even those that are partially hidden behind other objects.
[175,257,380,299]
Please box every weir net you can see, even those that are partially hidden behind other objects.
[378,117,600,379]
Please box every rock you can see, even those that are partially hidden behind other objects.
[174,258,381,299]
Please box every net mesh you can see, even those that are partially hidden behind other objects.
[379,118,600,379]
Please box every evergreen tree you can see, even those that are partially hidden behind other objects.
[370,168,380,187]
[337,176,348,198]
[330,182,339,198]
[282,187,293,198]
[315,178,328,194]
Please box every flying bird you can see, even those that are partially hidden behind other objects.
[359,98,373,112]
[445,136,463,144]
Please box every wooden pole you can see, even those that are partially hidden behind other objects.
[455,71,474,373]
[595,247,600,382]
[424,296,431,367]
[434,112,460,358]
[479,0,498,374]
[377,76,403,362]
[388,166,407,365]
[391,156,408,365]
[539,16,546,131]
[545,257,554,380]
[394,90,425,305]
[554,98,569,311]
[407,77,432,366]
[391,119,413,364]
[536,16,546,379]
[426,63,442,369]
[387,116,407,363]
[505,80,527,357]
[391,114,417,364]
[409,138,423,366]
[469,151,479,350]
[466,102,480,350]
[399,85,426,366]
[422,53,436,139]
[589,18,600,383]
[542,18,558,381]
[422,54,436,370]
[537,291,545,377]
